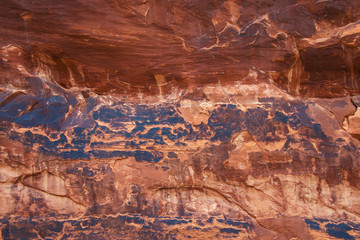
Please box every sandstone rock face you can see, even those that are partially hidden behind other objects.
[1,0,360,239]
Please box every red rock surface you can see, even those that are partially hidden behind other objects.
[0,0,360,239]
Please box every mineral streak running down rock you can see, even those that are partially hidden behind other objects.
[0,0,360,239]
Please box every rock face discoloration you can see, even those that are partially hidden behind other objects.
[1,80,360,238]
[1,0,360,239]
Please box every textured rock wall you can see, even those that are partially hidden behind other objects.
[1,0,360,239]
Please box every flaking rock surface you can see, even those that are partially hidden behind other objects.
[1,0,360,239]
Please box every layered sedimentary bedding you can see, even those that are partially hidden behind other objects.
[1,0,360,239]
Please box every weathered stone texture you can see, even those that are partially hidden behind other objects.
[0,0,360,239]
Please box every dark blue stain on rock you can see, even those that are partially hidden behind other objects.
[273,111,303,130]
[4,219,40,240]
[282,136,298,151]
[15,131,68,152]
[90,150,129,159]
[336,138,346,142]
[44,96,69,122]
[208,104,244,142]
[196,220,204,226]
[22,131,52,147]
[304,219,359,239]
[60,150,90,160]
[299,140,319,157]
[121,215,145,225]
[348,142,358,152]
[133,151,163,163]
[160,219,188,225]
[93,106,128,123]
[82,167,97,177]
[1,220,9,240]
[271,101,322,135]
[91,141,127,149]
[186,226,201,230]
[244,107,268,130]
[174,127,190,139]
[12,95,69,130]
[207,217,214,224]
[273,111,289,124]
[4,216,360,239]
[318,141,339,164]
[246,108,282,142]
[71,127,91,147]
[167,152,178,159]
[66,166,82,175]
[225,219,249,228]
[258,97,275,102]
[125,140,144,148]
[305,219,320,230]
[312,123,327,139]
[0,92,11,103]
[282,137,320,159]
[84,97,98,114]
[129,105,186,131]
[92,104,191,141]
[139,127,160,138]
[220,228,241,234]
[208,105,276,142]
[0,94,37,121]
[35,221,64,239]
[93,124,127,138]
[186,122,212,141]
[68,218,102,230]
[206,102,325,143]
[326,223,355,240]
[161,127,177,141]
[1,91,332,163]
[137,127,166,145]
